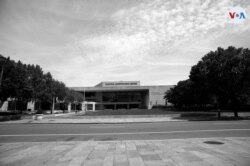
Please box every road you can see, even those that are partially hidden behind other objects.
[0,121,250,143]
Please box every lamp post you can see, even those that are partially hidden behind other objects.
[83,87,86,111]
[83,87,85,101]
[51,97,55,114]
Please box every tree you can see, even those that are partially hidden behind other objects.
[164,79,212,110]
[0,55,72,113]
[0,55,10,96]
[164,80,192,108]
[0,56,17,101]
[65,90,84,103]
[190,46,250,117]
[53,81,68,101]
[165,46,250,118]
[64,90,84,111]
[27,64,45,102]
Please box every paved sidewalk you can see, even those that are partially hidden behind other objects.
[0,137,250,166]
[0,115,183,124]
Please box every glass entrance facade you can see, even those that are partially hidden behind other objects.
[102,92,142,102]
[83,91,148,110]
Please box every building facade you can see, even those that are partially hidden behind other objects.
[71,81,173,110]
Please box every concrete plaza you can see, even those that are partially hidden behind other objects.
[1,137,250,166]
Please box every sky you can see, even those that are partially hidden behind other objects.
[0,0,250,87]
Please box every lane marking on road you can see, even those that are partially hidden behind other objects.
[212,122,247,125]
[0,129,250,137]
[0,137,249,144]
[90,125,125,128]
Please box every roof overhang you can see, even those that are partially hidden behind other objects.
[70,86,150,92]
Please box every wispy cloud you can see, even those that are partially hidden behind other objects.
[72,0,237,65]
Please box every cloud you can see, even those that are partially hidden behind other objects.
[70,0,237,68]
[0,0,249,87]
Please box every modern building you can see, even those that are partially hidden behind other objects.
[71,81,173,110]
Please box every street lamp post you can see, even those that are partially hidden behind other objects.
[83,87,85,101]
[51,97,55,114]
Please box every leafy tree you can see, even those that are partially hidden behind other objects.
[164,80,192,108]
[164,79,212,110]
[190,46,250,117]
[0,55,75,113]
[65,90,84,103]
[1,57,16,100]
[27,64,45,102]
[0,55,10,97]
[165,46,250,118]
[53,81,68,101]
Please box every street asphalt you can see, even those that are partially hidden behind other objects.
[0,120,249,143]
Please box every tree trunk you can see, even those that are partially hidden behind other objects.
[232,99,239,119]
[39,101,41,110]
[233,109,238,119]
[216,103,221,120]
[218,110,221,119]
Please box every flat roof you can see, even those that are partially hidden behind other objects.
[70,85,173,92]
[70,81,173,92]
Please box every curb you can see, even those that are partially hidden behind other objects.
[0,118,186,124]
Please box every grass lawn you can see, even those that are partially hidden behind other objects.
[43,108,250,121]
[83,108,177,116]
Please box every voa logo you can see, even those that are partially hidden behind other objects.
[227,7,247,23]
